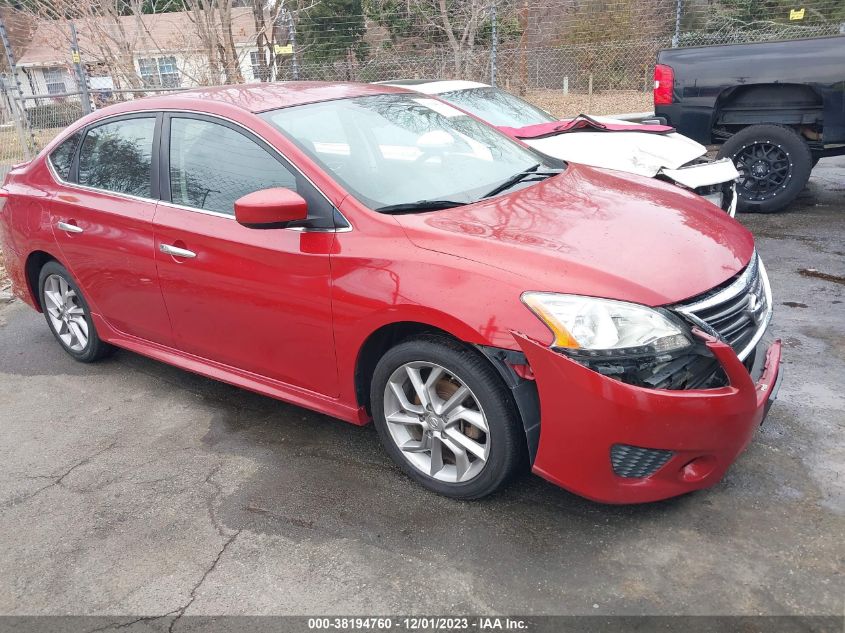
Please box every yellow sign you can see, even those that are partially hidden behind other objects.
[789,8,805,20]
[274,44,293,55]
[71,50,81,63]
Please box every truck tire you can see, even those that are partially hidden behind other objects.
[717,124,813,213]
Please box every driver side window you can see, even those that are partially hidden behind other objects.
[168,117,298,217]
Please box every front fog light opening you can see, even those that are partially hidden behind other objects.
[611,444,674,479]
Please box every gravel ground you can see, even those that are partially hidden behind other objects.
[525,90,653,117]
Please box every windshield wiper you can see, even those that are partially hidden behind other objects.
[376,199,468,214]
[483,163,559,198]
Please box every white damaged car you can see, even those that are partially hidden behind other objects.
[381,80,739,216]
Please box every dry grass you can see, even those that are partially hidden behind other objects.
[524,89,653,118]
[0,125,63,166]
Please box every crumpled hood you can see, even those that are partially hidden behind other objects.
[395,164,754,306]
[521,117,706,177]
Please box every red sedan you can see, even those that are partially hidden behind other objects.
[0,82,781,502]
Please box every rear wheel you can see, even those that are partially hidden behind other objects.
[38,261,114,362]
[370,335,524,499]
[717,124,812,213]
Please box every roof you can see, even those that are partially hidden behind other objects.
[379,80,490,94]
[18,8,257,67]
[89,81,412,117]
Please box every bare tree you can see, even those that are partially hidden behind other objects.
[17,0,151,89]
[250,0,286,82]
[183,0,244,84]
[366,0,494,77]
[432,0,491,76]
[15,0,255,89]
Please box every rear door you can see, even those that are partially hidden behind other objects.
[48,113,173,345]
[152,113,339,396]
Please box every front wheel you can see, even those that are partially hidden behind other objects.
[717,124,812,213]
[370,335,525,499]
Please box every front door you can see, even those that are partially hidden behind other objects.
[153,114,339,397]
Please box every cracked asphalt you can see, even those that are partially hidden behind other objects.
[0,158,843,621]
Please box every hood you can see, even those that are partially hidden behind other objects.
[521,124,706,178]
[395,164,754,306]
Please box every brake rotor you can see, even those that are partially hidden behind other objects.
[411,373,483,444]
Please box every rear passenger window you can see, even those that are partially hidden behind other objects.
[78,118,156,197]
[48,132,81,181]
[168,117,297,216]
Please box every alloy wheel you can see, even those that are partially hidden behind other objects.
[383,361,490,483]
[43,274,89,352]
[733,141,792,202]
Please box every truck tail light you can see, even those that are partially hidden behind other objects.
[653,64,674,105]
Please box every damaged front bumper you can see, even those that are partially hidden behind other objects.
[661,158,739,217]
[514,332,782,504]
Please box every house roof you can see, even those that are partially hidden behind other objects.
[17,8,258,67]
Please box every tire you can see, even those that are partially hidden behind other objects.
[717,124,812,213]
[370,335,525,499]
[38,261,114,363]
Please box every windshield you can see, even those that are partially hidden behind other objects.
[261,93,561,211]
[437,87,558,128]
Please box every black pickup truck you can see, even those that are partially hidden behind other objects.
[654,35,845,212]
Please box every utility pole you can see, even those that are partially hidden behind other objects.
[69,23,92,114]
[287,12,299,80]
[0,12,32,160]
[672,0,683,48]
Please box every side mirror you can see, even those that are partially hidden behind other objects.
[234,187,308,229]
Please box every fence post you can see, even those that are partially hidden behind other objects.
[0,12,32,160]
[517,0,528,95]
[672,0,683,47]
[69,23,92,115]
[489,0,497,86]
[287,12,299,80]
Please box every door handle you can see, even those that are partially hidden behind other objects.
[56,221,83,234]
[159,243,197,259]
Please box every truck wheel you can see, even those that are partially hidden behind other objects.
[717,124,812,213]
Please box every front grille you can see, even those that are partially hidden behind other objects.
[672,253,772,361]
[611,444,674,478]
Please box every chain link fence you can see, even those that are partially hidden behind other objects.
[0,0,843,177]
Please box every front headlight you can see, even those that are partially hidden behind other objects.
[521,292,691,354]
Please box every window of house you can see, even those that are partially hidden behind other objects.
[250,51,268,81]
[168,117,297,216]
[48,132,82,180]
[43,68,67,95]
[138,56,181,89]
[78,117,156,197]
